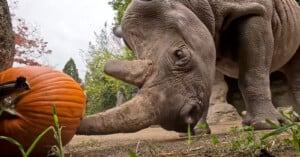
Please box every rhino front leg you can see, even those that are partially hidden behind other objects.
[237,16,282,129]
[284,48,300,113]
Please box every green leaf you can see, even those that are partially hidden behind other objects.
[197,123,207,130]
[292,135,300,151]
[211,135,219,145]
[243,125,254,132]
[128,149,138,157]
[230,126,238,133]
[283,138,292,144]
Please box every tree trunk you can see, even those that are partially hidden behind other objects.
[0,0,15,72]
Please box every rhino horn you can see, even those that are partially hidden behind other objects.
[104,59,153,88]
[76,92,159,135]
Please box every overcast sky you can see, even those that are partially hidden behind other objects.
[13,0,115,79]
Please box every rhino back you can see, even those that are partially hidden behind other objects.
[271,0,300,70]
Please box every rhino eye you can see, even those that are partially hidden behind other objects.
[174,50,185,59]
[173,49,191,67]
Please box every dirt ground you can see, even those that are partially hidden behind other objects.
[65,120,300,157]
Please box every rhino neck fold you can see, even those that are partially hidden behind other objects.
[180,0,216,36]
[76,93,159,135]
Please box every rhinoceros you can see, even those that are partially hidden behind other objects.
[77,0,300,135]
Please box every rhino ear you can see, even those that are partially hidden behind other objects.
[113,26,123,38]
[104,60,153,87]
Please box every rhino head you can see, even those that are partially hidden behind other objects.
[77,0,216,135]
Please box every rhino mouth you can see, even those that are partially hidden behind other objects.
[159,100,202,133]
[177,102,202,132]
[182,103,201,125]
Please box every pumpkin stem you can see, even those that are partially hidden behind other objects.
[0,77,30,116]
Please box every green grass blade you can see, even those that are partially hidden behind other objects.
[187,123,192,145]
[25,126,54,156]
[0,109,3,116]
[265,119,280,128]
[53,104,59,129]
[0,136,26,156]
[292,134,300,151]
[52,104,64,157]
[261,123,296,140]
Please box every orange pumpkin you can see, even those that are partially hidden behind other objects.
[0,66,86,157]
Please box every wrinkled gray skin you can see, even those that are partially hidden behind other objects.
[77,0,300,135]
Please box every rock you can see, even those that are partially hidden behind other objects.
[116,87,126,107]
[207,71,241,124]
[208,103,241,124]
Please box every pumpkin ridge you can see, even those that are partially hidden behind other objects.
[24,73,72,87]
[23,83,82,97]
[17,94,85,105]
[21,116,81,128]
[18,87,84,98]
[18,104,84,117]
[30,75,74,84]
[29,84,82,93]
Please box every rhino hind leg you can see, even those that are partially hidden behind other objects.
[284,47,300,113]
[236,16,283,129]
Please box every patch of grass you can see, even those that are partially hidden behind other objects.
[186,123,207,146]
[262,110,300,151]
[228,126,267,156]
[127,140,160,157]
[127,149,138,157]
[204,125,281,157]
[76,139,102,148]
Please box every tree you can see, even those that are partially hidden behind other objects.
[0,0,15,71]
[297,0,300,5]
[108,0,131,25]
[9,0,51,66]
[62,58,82,83]
[108,0,136,59]
[84,24,137,115]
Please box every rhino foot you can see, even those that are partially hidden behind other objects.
[242,112,283,130]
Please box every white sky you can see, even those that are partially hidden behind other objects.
[13,0,115,79]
